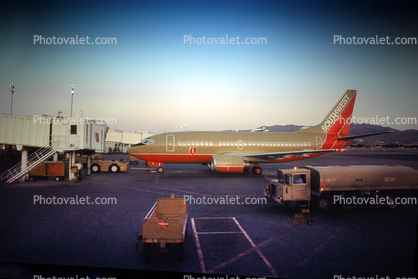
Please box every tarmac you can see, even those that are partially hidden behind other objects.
[0,149,417,279]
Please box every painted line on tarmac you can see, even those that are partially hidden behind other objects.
[206,222,301,275]
[191,218,207,273]
[296,227,342,266]
[192,217,285,277]
[232,217,278,277]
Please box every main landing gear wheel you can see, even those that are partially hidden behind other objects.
[252,166,262,175]
[157,167,164,173]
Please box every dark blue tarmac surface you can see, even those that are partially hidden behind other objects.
[0,149,417,279]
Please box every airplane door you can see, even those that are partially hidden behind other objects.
[166,135,175,152]
[315,137,323,150]
[237,140,243,150]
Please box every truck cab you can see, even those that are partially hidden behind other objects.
[264,168,311,204]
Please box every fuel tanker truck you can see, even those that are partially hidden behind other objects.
[264,165,418,212]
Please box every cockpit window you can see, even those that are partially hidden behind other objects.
[141,138,155,145]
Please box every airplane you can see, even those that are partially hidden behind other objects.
[128,90,388,174]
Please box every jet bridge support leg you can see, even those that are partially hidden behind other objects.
[87,155,91,176]
[68,151,76,181]
[19,148,28,182]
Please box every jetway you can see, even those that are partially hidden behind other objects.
[0,114,108,183]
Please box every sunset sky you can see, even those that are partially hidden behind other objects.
[1,0,417,133]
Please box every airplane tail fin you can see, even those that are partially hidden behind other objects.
[298,90,357,136]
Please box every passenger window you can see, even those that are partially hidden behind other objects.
[293,174,306,184]
[278,171,284,184]
[284,174,292,185]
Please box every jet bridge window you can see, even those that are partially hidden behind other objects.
[294,174,307,184]
[71,125,77,134]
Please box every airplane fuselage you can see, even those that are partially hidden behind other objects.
[129,131,351,164]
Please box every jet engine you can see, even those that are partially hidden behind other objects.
[210,155,250,172]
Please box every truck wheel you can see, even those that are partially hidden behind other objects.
[317,196,331,212]
[91,164,100,173]
[55,176,60,181]
[386,197,397,209]
[109,164,120,173]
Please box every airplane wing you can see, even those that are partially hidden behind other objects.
[223,149,338,163]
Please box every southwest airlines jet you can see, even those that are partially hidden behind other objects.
[128,90,386,174]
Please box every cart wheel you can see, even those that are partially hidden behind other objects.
[157,167,164,173]
[55,176,60,181]
[109,164,120,173]
[307,220,313,225]
[91,164,100,173]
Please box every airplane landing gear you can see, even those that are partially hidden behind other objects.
[252,166,262,175]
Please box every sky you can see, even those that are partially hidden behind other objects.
[0,0,417,134]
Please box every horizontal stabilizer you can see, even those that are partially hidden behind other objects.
[336,131,392,141]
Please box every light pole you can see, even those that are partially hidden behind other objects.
[70,84,74,118]
[9,83,14,115]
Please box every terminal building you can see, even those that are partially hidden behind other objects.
[105,129,154,153]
